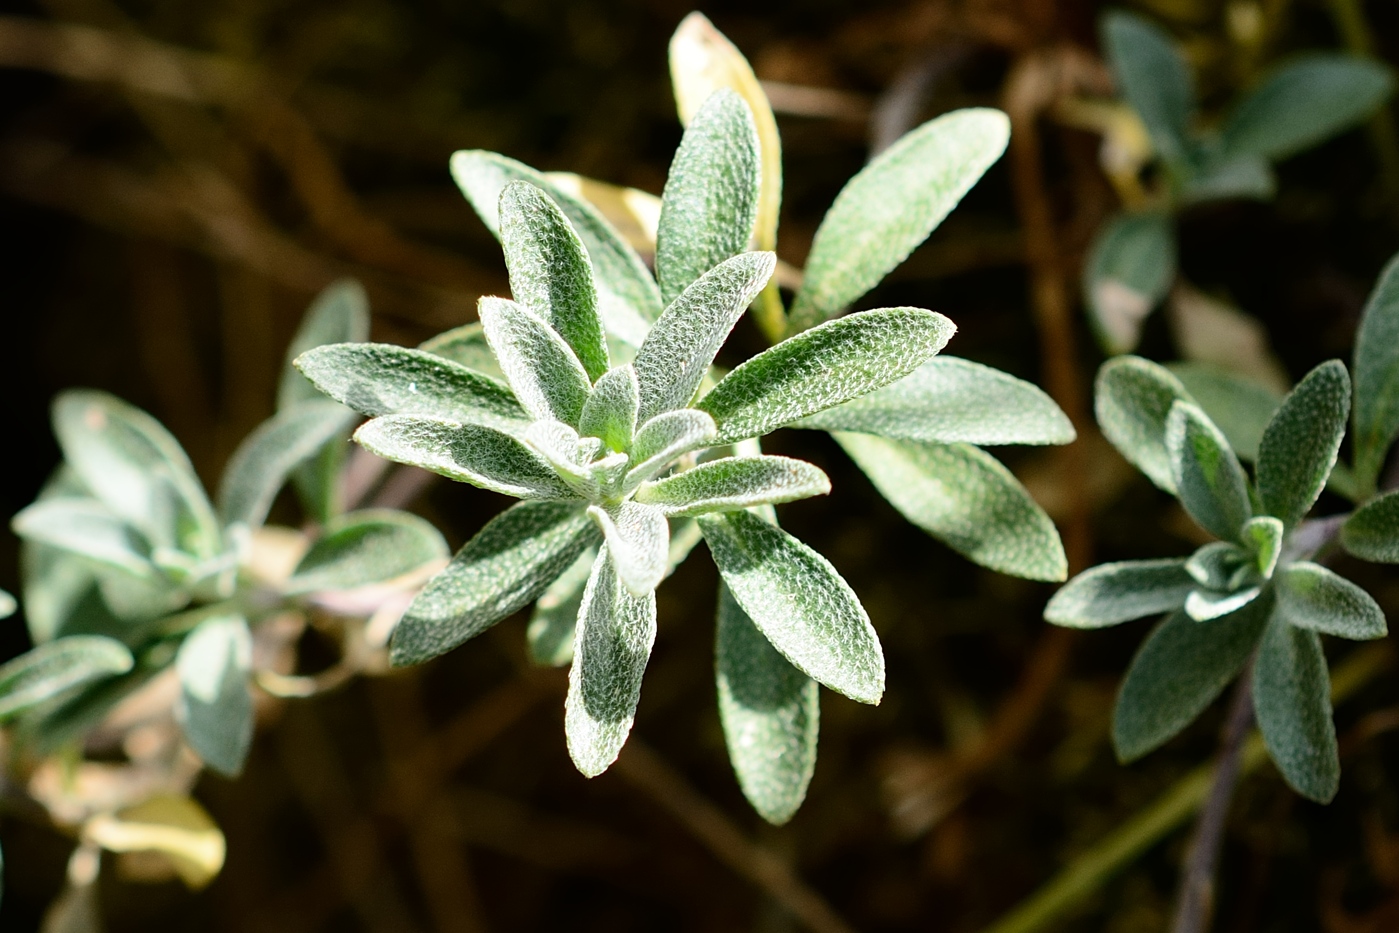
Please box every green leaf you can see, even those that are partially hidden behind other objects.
[1178,151,1275,203]
[277,279,371,412]
[587,502,670,597]
[1242,516,1284,577]
[699,509,882,704]
[1256,360,1351,529]
[1253,614,1338,802]
[716,582,818,825]
[499,181,609,381]
[1112,598,1269,762]
[564,546,657,777]
[1166,362,1281,461]
[1221,55,1394,162]
[217,401,357,529]
[626,409,718,488]
[794,356,1074,446]
[1095,355,1194,492]
[1084,211,1176,355]
[633,250,774,423]
[355,415,572,499]
[788,108,1010,330]
[176,614,253,777]
[1275,562,1386,640]
[295,343,526,432]
[12,499,157,581]
[700,308,955,444]
[838,434,1067,582]
[1166,401,1253,541]
[1353,254,1399,494]
[1342,490,1399,562]
[18,644,168,756]
[479,296,593,426]
[418,323,505,380]
[636,456,830,517]
[527,548,594,666]
[451,150,663,346]
[287,509,449,594]
[53,390,220,558]
[579,365,640,454]
[1101,11,1193,165]
[0,636,133,720]
[1044,558,1193,628]
[392,502,598,666]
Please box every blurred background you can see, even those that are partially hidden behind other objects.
[2,0,1399,930]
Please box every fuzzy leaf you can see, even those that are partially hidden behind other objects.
[12,499,156,581]
[716,582,819,825]
[699,509,882,703]
[527,548,594,666]
[1044,558,1193,628]
[0,636,133,720]
[1095,356,1194,492]
[788,108,1009,330]
[218,402,357,529]
[1179,152,1275,202]
[626,409,718,487]
[1243,516,1284,577]
[565,546,657,776]
[1184,586,1262,622]
[392,502,598,666]
[287,510,449,594]
[1221,55,1394,162]
[1256,360,1351,529]
[296,343,526,431]
[354,415,572,499]
[1253,615,1339,802]
[1166,401,1253,541]
[1342,490,1399,563]
[636,456,830,517]
[418,323,505,380]
[1084,211,1176,354]
[633,251,775,424]
[176,614,253,777]
[1166,362,1281,461]
[838,434,1066,582]
[1354,254,1399,493]
[1185,541,1253,591]
[588,503,670,597]
[479,296,592,426]
[1275,562,1386,640]
[700,308,955,444]
[278,280,371,411]
[579,365,640,454]
[1101,11,1193,164]
[499,181,609,380]
[794,356,1074,446]
[1112,598,1270,762]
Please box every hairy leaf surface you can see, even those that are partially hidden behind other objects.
[1095,356,1194,492]
[1256,360,1350,528]
[278,280,371,411]
[1166,401,1253,541]
[479,297,593,426]
[579,365,640,454]
[288,510,449,594]
[1342,490,1399,563]
[636,456,829,516]
[0,636,133,720]
[1254,616,1338,802]
[1276,562,1386,640]
[218,402,356,529]
[1045,558,1194,628]
[176,614,253,777]
[588,502,670,597]
[1166,362,1281,461]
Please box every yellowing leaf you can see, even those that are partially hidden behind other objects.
[84,795,226,889]
[545,173,661,257]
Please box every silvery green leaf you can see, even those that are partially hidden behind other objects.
[523,421,609,500]
[656,89,761,304]
[176,614,254,777]
[295,342,526,432]
[1256,360,1350,529]
[18,644,167,756]
[0,589,13,620]
[527,548,595,667]
[479,296,592,426]
[788,108,1010,330]
[579,365,640,454]
[53,391,220,558]
[1253,614,1338,803]
[218,401,357,529]
[565,546,657,777]
[588,502,670,597]
[716,583,819,826]
[1166,362,1281,461]
[1095,355,1194,492]
[700,308,955,444]
[793,356,1074,446]
[837,434,1066,582]
[12,499,156,581]
[1185,541,1253,591]
[1275,562,1386,640]
[278,279,371,412]
[450,150,662,346]
[1242,516,1284,577]
[499,181,609,381]
[1166,401,1252,541]
[418,323,505,380]
[355,415,572,499]
[1184,585,1261,621]
[1101,11,1193,165]
[1112,597,1269,762]
[0,636,133,720]
[1178,151,1275,203]
[635,456,829,517]
[626,409,718,488]
[1342,490,1399,563]
[1084,211,1176,355]
[699,509,882,704]
[1353,254,1399,494]
[392,502,598,666]
[1220,55,1394,162]
[1044,558,1193,628]
[287,509,450,594]
[633,251,775,423]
